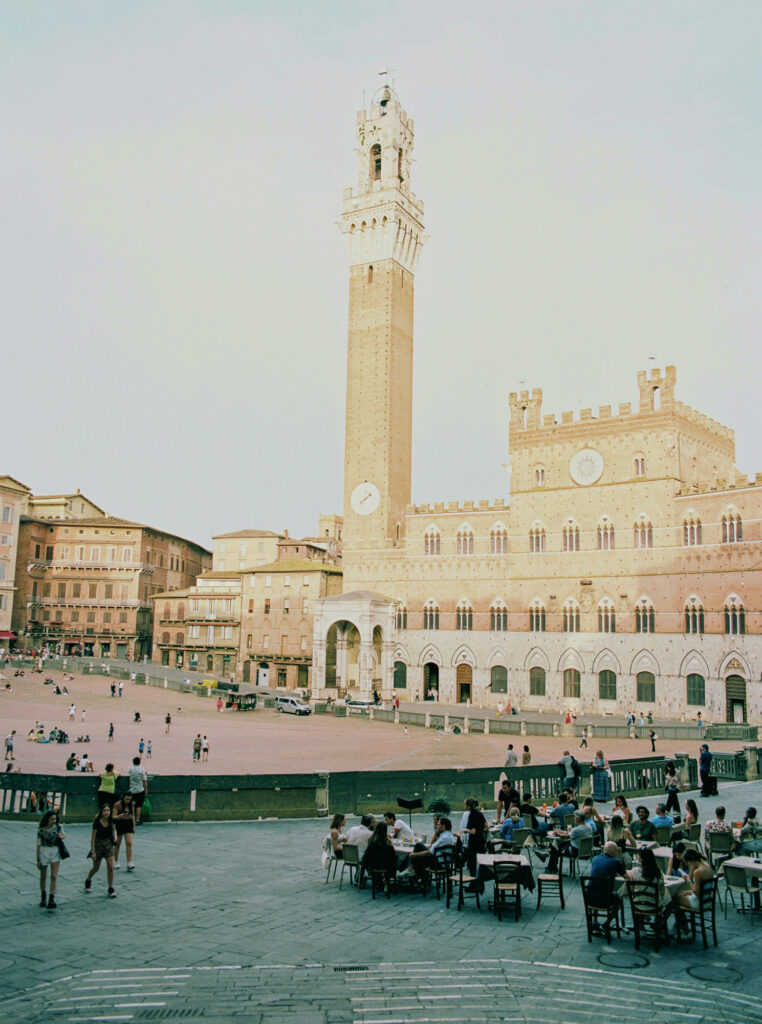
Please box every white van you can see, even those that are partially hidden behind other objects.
[274,695,312,716]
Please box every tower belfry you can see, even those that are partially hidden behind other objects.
[340,87,425,572]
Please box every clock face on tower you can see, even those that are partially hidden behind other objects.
[569,448,604,486]
[350,481,380,515]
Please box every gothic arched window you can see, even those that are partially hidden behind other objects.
[396,603,407,630]
[529,666,546,696]
[724,596,745,635]
[721,512,742,544]
[370,143,382,181]
[597,598,616,633]
[599,670,617,700]
[490,665,508,693]
[684,596,704,635]
[563,599,580,633]
[423,600,439,631]
[529,524,546,553]
[637,671,656,702]
[490,599,508,631]
[563,668,580,698]
[683,514,702,546]
[635,598,655,634]
[562,520,580,552]
[490,523,508,554]
[457,525,474,555]
[456,600,473,631]
[597,518,615,551]
[424,527,441,556]
[633,516,653,549]
[529,599,546,632]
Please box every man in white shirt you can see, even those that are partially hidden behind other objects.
[384,812,414,842]
[128,756,148,824]
[504,744,518,768]
[407,818,455,880]
[343,815,375,857]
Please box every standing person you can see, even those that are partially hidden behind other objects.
[108,722,114,743]
[165,712,172,734]
[128,756,148,825]
[96,763,119,808]
[85,805,118,898]
[558,750,576,793]
[192,734,202,762]
[81,709,87,722]
[504,744,518,769]
[647,711,654,726]
[5,730,16,760]
[201,736,209,762]
[36,810,66,909]
[112,792,137,870]
[591,749,610,801]
[521,744,531,765]
[68,703,76,722]
[699,744,714,796]
[664,761,682,816]
[496,701,503,721]
[579,726,588,749]
[146,739,152,759]
[110,682,116,697]
[118,681,124,697]
[649,729,657,752]
[462,798,488,878]
[138,738,145,756]
[216,696,223,713]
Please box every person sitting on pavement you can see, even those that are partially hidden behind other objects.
[343,814,375,857]
[586,841,631,915]
[384,812,414,843]
[649,803,674,830]
[736,807,762,857]
[406,817,455,879]
[546,810,591,872]
[499,807,525,843]
[495,779,520,821]
[65,752,78,771]
[630,805,657,842]
[361,821,398,876]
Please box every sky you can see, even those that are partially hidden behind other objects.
[3,1,760,549]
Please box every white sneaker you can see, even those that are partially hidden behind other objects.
[114,862,121,869]
[127,863,135,871]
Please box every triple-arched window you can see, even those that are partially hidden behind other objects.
[529,599,546,632]
[396,603,407,630]
[633,516,653,549]
[685,596,704,635]
[562,520,580,552]
[490,523,508,554]
[598,598,616,633]
[724,596,745,635]
[563,599,580,633]
[529,524,546,553]
[635,598,655,634]
[597,518,615,550]
[683,514,702,546]
[423,600,439,631]
[456,600,473,631]
[721,512,742,544]
[424,526,441,556]
[457,525,474,555]
[490,599,508,631]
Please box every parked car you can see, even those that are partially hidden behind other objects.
[274,695,312,716]
[345,698,385,714]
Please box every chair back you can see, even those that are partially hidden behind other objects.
[686,823,702,842]
[627,879,662,916]
[576,835,594,860]
[563,813,576,829]
[493,861,521,885]
[723,865,749,892]
[342,843,360,867]
[323,836,334,857]
[708,831,733,854]
[698,875,718,913]
[433,847,455,873]
[579,873,615,911]
[655,825,672,845]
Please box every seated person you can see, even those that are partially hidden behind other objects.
[630,805,657,842]
[547,811,592,872]
[649,803,674,830]
[499,807,525,842]
[344,814,375,857]
[607,814,637,866]
[495,779,521,821]
[361,821,398,875]
[677,849,713,912]
[582,800,604,841]
[585,841,631,911]
[704,805,733,853]
[328,813,347,860]
[407,817,455,878]
[65,752,78,771]
[628,847,669,906]
[736,807,762,857]
[667,841,689,878]
[384,811,414,843]
[519,793,539,830]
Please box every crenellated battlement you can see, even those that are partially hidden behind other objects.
[406,498,508,516]
[672,401,734,445]
[676,472,762,497]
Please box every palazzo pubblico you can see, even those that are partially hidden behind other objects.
[311,88,761,723]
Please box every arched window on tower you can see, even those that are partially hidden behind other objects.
[635,597,655,634]
[684,596,704,635]
[529,523,546,553]
[721,511,742,544]
[424,526,441,556]
[535,466,545,487]
[490,599,508,631]
[597,517,615,550]
[423,600,440,631]
[370,143,382,182]
[563,598,581,633]
[724,595,745,635]
[395,602,407,630]
[597,598,616,633]
[562,520,580,552]
[529,599,546,632]
[490,523,508,554]
[634,455,646,477]
[683,513,702,546]
[367,264,373,283]
[456,600,473,631]
[457,525,474,555]
[633,515,653,549]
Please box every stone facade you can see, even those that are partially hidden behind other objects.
[0,476,32,641]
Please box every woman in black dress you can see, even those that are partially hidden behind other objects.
[85,804,118,898]
[463,798,487,877]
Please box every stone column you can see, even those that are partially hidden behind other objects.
[743,745,759,782]
[381,640,395,701]
[336,638,348,696]
[312,637,327,698]
[358,637,375,699]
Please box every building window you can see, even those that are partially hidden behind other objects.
[637,671,656,703]
[206,625,215,644]
[721,513,742,544]
[119,612,127,623]
[563,668,580,698]
[490,524,508,554]
[264,599,271,614]
[685,597,704,635]
[265,575,272,586]
[686,673,705,706]
[301,599,309,614]
[529,600,546,632]
[1,506,13,523]
[634,518,653,549]
[457,526,474,555]
[246,634,253,648]
[635,600,655,633]
[599,670,617,701]
[71,611,79,622]
[563,600,580,633]
[456,600,473,630]
[370,143,382,181]
[88,584,97,599]
[103,612,111,623]
[424,527,441,555]
[683,515,702,546]
[535,466,545,487]
[72,583,81,598]
[597,599,616,633]
[529,524,546,553]
[529,666,546,696]
[222,625,233,640]
[634,456,645,477]
[86,611,95,623]
[189,625,200,639]
[490,665,508,693]
[423,601,440,631]
[263,634,270,648]
[396,603,407,630]
[190,599,200,613]
[300,635,308,651]
[597,520,615,550]
[562,522,580,552]
[283,599,290,615]
[57,582,66,598]
[122,548,132,563]
[724,597,746,635]
[490,600,508,631]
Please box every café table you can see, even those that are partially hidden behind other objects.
[476,852,534,892]
[722,856,762,910]
[653,846,674,874]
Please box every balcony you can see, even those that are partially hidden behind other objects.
[26,596,149,609]
[30,559,154,574]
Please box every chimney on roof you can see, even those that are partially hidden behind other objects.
[283,529,289,538]
[76,488,81,495]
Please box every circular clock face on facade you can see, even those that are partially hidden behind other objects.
[569,448,604,486]
[350,481,380,515]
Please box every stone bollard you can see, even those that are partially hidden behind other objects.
[587,725,594,739]
[484,717,490,736]
[163,678,168,688]
[744,745,759,782]
[674,752,691,790]
[444,714,450,733]
[394,710,400,725]
[520,720,527,736]
[463,716,470,734]
[369,709,374,721]
[425,712,431,729]
[552,723,559,737]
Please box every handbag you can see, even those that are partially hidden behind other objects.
[56,837,70,860]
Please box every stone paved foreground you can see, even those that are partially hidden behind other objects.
[2,780,762,1023]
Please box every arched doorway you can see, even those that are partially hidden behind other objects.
[456,663,472,704]
[325,620,360,694]
[206,655,214,672]
[423,662,439,700]
[726,675,747,723]
[258,662,270,687]
[394,661,407,691]
[242,660,251,683]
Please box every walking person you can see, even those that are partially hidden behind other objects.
[85,804,118,898]
[68,703,76,722]
[146,739,152,759]
[37,810,66,909]
[128,756,148,825]
[201,736,209,762]
[649,729,657,752]
[216,696,223,713]
[664,761,682,817]
[112,792,137,870]
[96,762,119,809]
[108,722,114,743]
[81,709,87,722]
[138,738,145,757]
[118,681,124,697]
[165,712,172,734]
[192,734,202,762]
[521,744,531,765]
[5,730,16,760]
[579,725,588,749]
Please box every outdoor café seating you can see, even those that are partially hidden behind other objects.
[680,876,719,949]
[489,860,522,921]
[626,880,672,951]
[580,874,623,943]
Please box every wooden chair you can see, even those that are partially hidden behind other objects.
[568,835,594,878]
[368,867,397,900]
[579,875,623,943]
[489,860,522,921]
[563,813,576,830]
[681,876,719,948]
[323,837,339,882]
[536,869,565,910]
[510,827,533,850]
[339,844,360,890]
[686,823,702,845]
[706,831,733,871]
[722,865,755,920]
[626,880,672,951]
[423,848,455,900]
[654,825,673,846]
[447,842,481,911]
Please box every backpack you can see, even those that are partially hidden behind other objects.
[571,756,581,777]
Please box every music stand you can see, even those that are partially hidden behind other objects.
[397,794,423,828]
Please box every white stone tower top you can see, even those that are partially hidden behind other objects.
[339,85,425,274]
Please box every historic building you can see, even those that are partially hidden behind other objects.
[312,87,762,722]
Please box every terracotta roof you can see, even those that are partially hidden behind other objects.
[247,558,343,575]
[19,515,212,555]
[151,588,192,600]
[212,529,284,540]
[0,475,32,493]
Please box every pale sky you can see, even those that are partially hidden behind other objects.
[3,1,760,549]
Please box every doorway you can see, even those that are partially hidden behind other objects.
[725,675,747,723]
[423,662,439,700]
[456,663,472,703]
